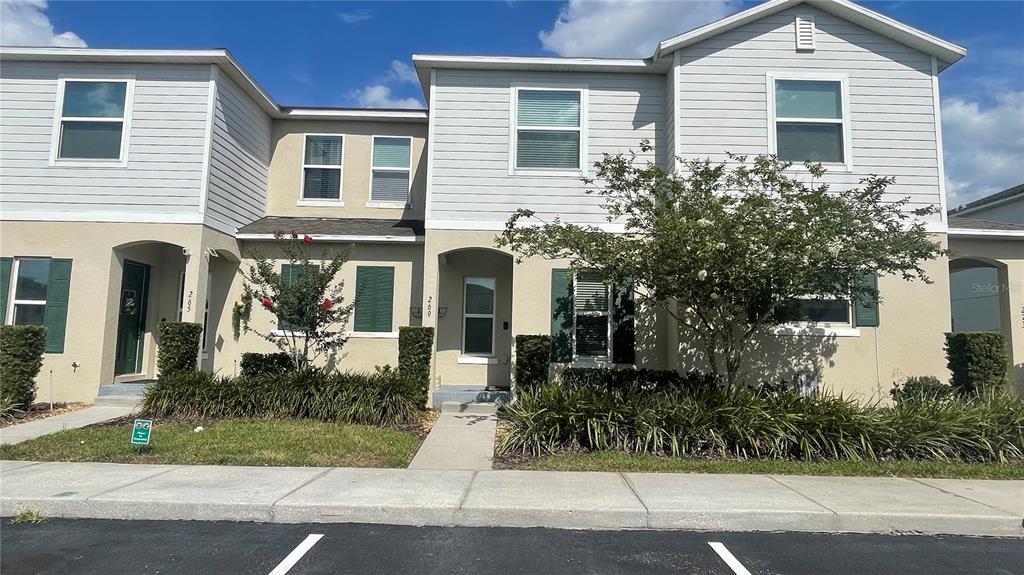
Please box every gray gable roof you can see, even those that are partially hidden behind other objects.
[948,183,1024,215]
[948,215,1024,232]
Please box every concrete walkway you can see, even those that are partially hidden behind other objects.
[408,408,498,470]
[1,460,1021,536]
[0,406,136,445]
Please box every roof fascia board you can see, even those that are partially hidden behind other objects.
[947,229,1024,239]
[282,108,428,122]
[236,233,425,243]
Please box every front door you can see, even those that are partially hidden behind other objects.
[115,260,150,375]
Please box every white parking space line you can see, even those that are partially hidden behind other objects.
[268,533,324,575]
[708,542,753,575]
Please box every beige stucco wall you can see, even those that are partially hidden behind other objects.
[949,236,1024,391]
[266,119,427,221]
[423,229,668,390]
[0,221,237,403]
[210,241,424,376]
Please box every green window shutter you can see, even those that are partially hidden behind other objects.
[278,264,318,332]
[0,257,11,325]
[43,259,72,353]
[612,281,635,364]
[354,266,394,332]
[550,268,574,363]
[853,273,880,327]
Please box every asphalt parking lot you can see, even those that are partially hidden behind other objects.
[2,518,1022,574]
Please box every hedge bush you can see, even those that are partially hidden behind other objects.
[498,378,1024,462]
[239,352,295,378]
[890,375,954,402]
[142,367,422,426]
[157,322,204,377]
[945,332,1008,394]
[561,367,719,393]
[398,326,434,406]
[515,335,551,391]
[0,325,47,409]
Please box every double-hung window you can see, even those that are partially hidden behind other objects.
[463,277,496,355]
[54,79,132,162]
[277,264,318,333]
[370,136,412,206]
[769,75,849,166]
[1,257,73,353]
[574,271,611,358]
[302,135,343,202]
[777,297,852,326]
[513,88,583,171]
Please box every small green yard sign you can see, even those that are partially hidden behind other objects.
[131,419,153,446]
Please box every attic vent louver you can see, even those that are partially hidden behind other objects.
[795,15,815,51]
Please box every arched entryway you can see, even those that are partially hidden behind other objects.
[433,247,514,389]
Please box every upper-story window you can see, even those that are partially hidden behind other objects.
[370,136,412,206]
[302,135,343,202]
[513,88,583,171]
[769,75,849,167]
[54,79,132,163]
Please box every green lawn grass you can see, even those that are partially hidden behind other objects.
[0,419,423,468]
[503,451,1024,479]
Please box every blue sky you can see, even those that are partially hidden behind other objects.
[2,0,1022,204]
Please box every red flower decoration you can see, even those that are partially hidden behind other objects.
[261,297,273,309]
[303,234,313,244]
[290,229,298,239]
[321,298,333,309]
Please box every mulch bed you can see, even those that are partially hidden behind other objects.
[0,403,89,428]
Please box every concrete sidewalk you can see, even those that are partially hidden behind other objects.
[408,409,498,470]
[0,406,136,445]
[1,460,1021,536]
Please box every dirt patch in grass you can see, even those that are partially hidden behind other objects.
[0,403,89,428]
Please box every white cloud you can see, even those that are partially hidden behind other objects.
[351,85,423,109]
[336,10,373,24]
[538,0,738,57]
[387,60,418,84]
[1,0,86,47]
[941,91,1024,207]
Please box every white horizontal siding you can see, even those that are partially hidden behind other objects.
[204,72,271,234]
[674,4,942,216]
[429,69,664,227]
[0,61,210,220]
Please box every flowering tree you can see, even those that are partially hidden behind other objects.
[497,143,943,389]
[233,231,354,370]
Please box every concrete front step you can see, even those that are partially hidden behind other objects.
[93,396,143,408]
[97,383,153,397]
[440,401,498,414]
[431,385,509,409]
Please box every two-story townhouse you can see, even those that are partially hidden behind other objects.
[414,0,969,400]
[2,0,993,407]
[0,47,427,402]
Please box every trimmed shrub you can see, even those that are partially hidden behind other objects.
[142,367,422,426]
[945,332,1009,394]
[515,335,551,391]
[561,367,718,393]
[157,322,203,377]
[0,325,47,409]
[498,379,1024,462]
[240,352,295,378]
[398,326,434,407]
[891,375,954,402]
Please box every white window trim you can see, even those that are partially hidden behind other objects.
[462,276,496,357]
[780,295,855,332]
[766,71,853,172]
[49,75,135,167]
[572,272,613,362]
[508,84,589,177]
[5,257,49,325]
[299,133,345,205]
[367,135,413,208]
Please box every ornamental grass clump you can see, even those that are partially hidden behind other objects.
[498,379,1024,463]
[142,367,421,426]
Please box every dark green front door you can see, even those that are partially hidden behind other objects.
[115,261,150,375]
